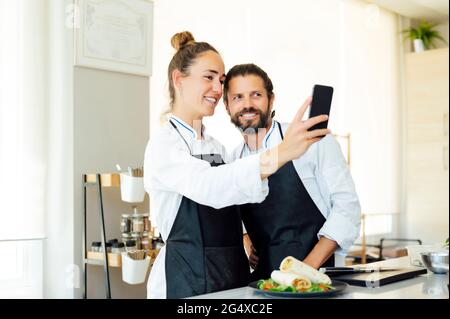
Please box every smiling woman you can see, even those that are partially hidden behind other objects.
[165,31,225,121]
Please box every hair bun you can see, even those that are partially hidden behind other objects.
[171,31,195,51]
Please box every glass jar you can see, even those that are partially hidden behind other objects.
[125,240,137,251]
[122,233,131,241]
[91,241,101,252]
[132,216,144,233]
[111,242,125,254]
[120,215,131,233]
[141,237,151,251]
[131,233,142,250]
[99,242,112,253]
[108,239,118,245]
[143,215,150,232]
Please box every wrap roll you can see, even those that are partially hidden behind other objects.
[270,270,312,290]
[279,256,332,285]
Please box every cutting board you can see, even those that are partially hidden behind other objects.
[330,268,427,287]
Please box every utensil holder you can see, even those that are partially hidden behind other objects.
[120,173,145,203]
[121,252,150,284]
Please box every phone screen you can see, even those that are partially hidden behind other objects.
[308,84,333,132]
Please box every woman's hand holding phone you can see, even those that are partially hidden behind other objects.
[259,97,330,179]
[281,96,330,160]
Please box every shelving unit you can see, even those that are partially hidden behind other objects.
[82,173,160,299]
[121,210,151,251]
[82,173,120,299]
[86,251,122,267]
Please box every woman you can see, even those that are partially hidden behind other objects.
[144,31,330,299]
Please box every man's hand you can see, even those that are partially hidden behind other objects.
[302,236,338,269]
[243,234,259,269]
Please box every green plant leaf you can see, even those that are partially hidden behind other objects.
[434,33,449,45]
[402,18,448,50]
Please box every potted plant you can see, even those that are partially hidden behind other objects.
[402,19,448,52]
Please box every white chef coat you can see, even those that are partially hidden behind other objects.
[232,120,361,255]
[143,115,269,299]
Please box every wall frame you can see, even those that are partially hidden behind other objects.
[74,0,153,76]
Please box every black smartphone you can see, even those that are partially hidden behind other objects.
[308,84,333,132]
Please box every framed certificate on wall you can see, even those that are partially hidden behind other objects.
[75,0,153,76]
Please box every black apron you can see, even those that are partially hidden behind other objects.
[241,121,334,281]
[165,121,249,298]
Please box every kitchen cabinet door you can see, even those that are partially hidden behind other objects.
[404,48,449,244]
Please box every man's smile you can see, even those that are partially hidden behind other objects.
[240,112,259,120]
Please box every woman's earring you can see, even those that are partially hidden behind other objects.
[271,110,276,118]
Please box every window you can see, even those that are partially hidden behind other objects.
[0,0,46,298]
[338,0,401,236]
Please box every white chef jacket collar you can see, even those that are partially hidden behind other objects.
[239,120,278,158]
[263,120,278,149]
[168,115,206,140]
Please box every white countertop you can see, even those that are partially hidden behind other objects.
[190,257,449,299]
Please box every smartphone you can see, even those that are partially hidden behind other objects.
[308,84,333,133]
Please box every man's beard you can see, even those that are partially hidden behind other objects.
[230,106,271,134]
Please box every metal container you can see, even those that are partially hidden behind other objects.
[420,251,449,274]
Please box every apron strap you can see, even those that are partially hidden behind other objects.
[169,119,192,155]
[239,121,283,159]
[276,121,284,140]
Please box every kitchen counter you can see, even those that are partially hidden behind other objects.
[190,257,449,299]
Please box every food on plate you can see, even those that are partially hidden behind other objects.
[257,270,333,293]
[280,256,332,285]
[271,270,312,290]
[256,256,334,293]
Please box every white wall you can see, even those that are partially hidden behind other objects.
[339,1,401,220]
[45,0,75,298]
[151,0,341,151]
[74,66,149,299]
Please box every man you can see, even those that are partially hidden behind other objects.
[223,63,361,280]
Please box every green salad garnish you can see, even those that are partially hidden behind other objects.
[257,278,334,293]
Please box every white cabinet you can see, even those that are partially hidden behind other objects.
[404,48,449,244]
